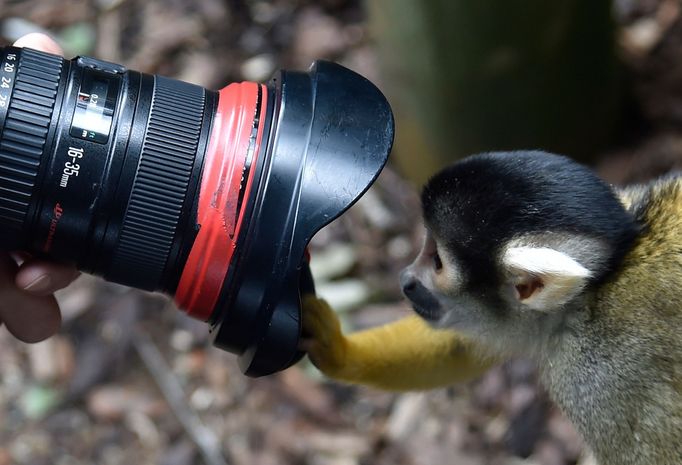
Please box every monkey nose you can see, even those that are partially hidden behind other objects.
[400,269,417,294]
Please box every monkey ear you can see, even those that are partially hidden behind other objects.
[502,246,591,311]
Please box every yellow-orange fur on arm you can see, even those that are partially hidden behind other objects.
[302,295,498,391]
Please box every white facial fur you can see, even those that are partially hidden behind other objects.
[502,246,591,311]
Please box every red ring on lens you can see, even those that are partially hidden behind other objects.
[175,82,267,321]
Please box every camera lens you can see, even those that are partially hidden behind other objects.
[0,46,394,376]
[0,46,219,293]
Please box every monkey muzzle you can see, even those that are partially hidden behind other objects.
[400,270,443,321]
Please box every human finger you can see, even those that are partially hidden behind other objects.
[0,253,61,342]
[15,258,80,296]
[13,32,63,55]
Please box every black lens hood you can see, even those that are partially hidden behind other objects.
[211,61,394,376]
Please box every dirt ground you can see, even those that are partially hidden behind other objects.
[0,1,681,464]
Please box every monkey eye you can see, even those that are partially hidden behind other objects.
[423,232,443,272]
[433,251,443,272]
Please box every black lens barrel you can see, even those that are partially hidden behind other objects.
[0,47,64,247]
[107,76,207,290]
[0,46,214,293]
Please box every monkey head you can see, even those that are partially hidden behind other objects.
[400,151,640,349]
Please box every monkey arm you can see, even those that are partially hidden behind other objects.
[302,296,498,391]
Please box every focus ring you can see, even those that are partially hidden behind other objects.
[0,48,62,240]
[111,76,205,290]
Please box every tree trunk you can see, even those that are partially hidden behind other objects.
[369,0,621,185]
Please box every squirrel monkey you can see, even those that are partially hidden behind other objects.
[303,151,682,465]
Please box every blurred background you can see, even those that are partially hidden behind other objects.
[0,0,681,464]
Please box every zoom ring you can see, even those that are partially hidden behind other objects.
[0,48,63,240]
[111,76,205,290]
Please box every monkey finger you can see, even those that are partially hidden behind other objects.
[302,296,342,337]
[0,254,61,342]
[301,296,348,373]
[298,337,315,353]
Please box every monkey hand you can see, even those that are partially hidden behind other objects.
[301,295,351,378]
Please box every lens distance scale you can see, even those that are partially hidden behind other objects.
[69,70,120,144]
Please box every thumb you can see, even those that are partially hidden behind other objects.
[13,32,63,55]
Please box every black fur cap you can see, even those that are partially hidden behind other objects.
[421,151,640,288]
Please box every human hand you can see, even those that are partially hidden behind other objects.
[0,33,79,342]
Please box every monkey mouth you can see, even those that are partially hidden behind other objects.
[401,278,443,321]
[410,301,442,322]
